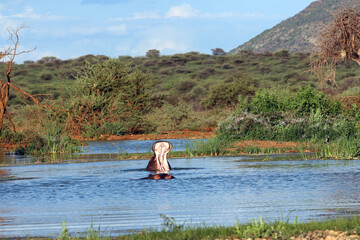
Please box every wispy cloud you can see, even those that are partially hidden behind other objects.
[81,0,128,5]
[109,3,265,22]
[106,24,127,35]
[110,11,160,21]
[130,25,190,55]
[165,3,199,18]
[10,6,71,21]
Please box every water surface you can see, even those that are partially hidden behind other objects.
[0,140,359,238]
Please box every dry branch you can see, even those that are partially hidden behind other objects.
[0,25,65,132]
[310,8,360,87]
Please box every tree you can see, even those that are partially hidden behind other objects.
[310,8,360,87]
[0,26,36,132]
[146,49,160,58]
[67,59,153,136]
[211,48,226,56]
[0,25,65,132]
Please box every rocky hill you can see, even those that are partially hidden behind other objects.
[229,0,360,54]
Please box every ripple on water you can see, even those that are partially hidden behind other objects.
[0,148,360,237]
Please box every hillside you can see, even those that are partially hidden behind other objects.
[7,52,360,110]
[229,0,360,54]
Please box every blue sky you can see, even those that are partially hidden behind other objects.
[0,0,315,62]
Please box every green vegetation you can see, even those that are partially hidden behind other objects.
[217,86,359,158]
[8,52,360,110]
[66,59,153,137]
[53,215,360,240]
[1,51,358,155]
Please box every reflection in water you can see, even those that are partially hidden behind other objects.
[0,147,359,238]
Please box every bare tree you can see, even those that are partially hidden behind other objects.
[0,25,66,132]
[310,8,360,87]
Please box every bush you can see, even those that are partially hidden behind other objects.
[202,75,256,108]
[218,86,357,142]
[67,59,153,136]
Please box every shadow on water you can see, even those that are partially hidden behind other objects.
[0,140,360,238]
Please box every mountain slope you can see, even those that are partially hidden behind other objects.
[229,0,360,54]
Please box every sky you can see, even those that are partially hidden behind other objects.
[0,0,316,63]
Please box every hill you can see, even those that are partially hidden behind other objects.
[8,52,360,110]
[229,0,360,54]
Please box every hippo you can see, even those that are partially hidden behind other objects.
[145,141,174,179]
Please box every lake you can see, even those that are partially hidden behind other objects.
[0,139,360,238]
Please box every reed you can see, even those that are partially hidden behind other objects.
[316,137,360,159]
[184,137,229,156]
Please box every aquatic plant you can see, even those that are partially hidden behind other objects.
[15,116,79,155]
[184,137,229,156]
[316,137,360,159]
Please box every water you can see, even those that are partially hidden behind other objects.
[79,139,196,154]
[0,140,360,238]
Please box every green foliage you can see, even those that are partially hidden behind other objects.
[202,74,256,108]
[15,114,79,155]
[247,89,287,114]
[292,85,342,116]
[146,49,160,58]
[316,136,360,159]
[0,128,24,143]
[5,52,360,140]
[238,86,342,117]
[219,86,358,144]
[58,221,111,240]
[67,59,153,136]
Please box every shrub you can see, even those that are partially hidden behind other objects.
[202,75,256,108]
[146,49,160,58]
[293,85,342,116]
[39,71,54,81]
[177,80,197,93]
[218,86,356,142]
[67,59,153,136]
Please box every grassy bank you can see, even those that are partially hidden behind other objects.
[116,136,360,161]
[49,215,360,239]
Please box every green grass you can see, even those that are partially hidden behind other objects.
[184,137,230,157]
[52,215,360,240]
[315,137,360,160]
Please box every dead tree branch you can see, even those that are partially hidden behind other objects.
[310,8,360,88]
[0,25,66,132]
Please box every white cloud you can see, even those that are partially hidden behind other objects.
[130,25,191,56]
[10,6,72,21]
[106,24,127,35]
[132,38,189,56]
[12,6,42,19]
[165,3,199,18]
[109,11,160,21]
